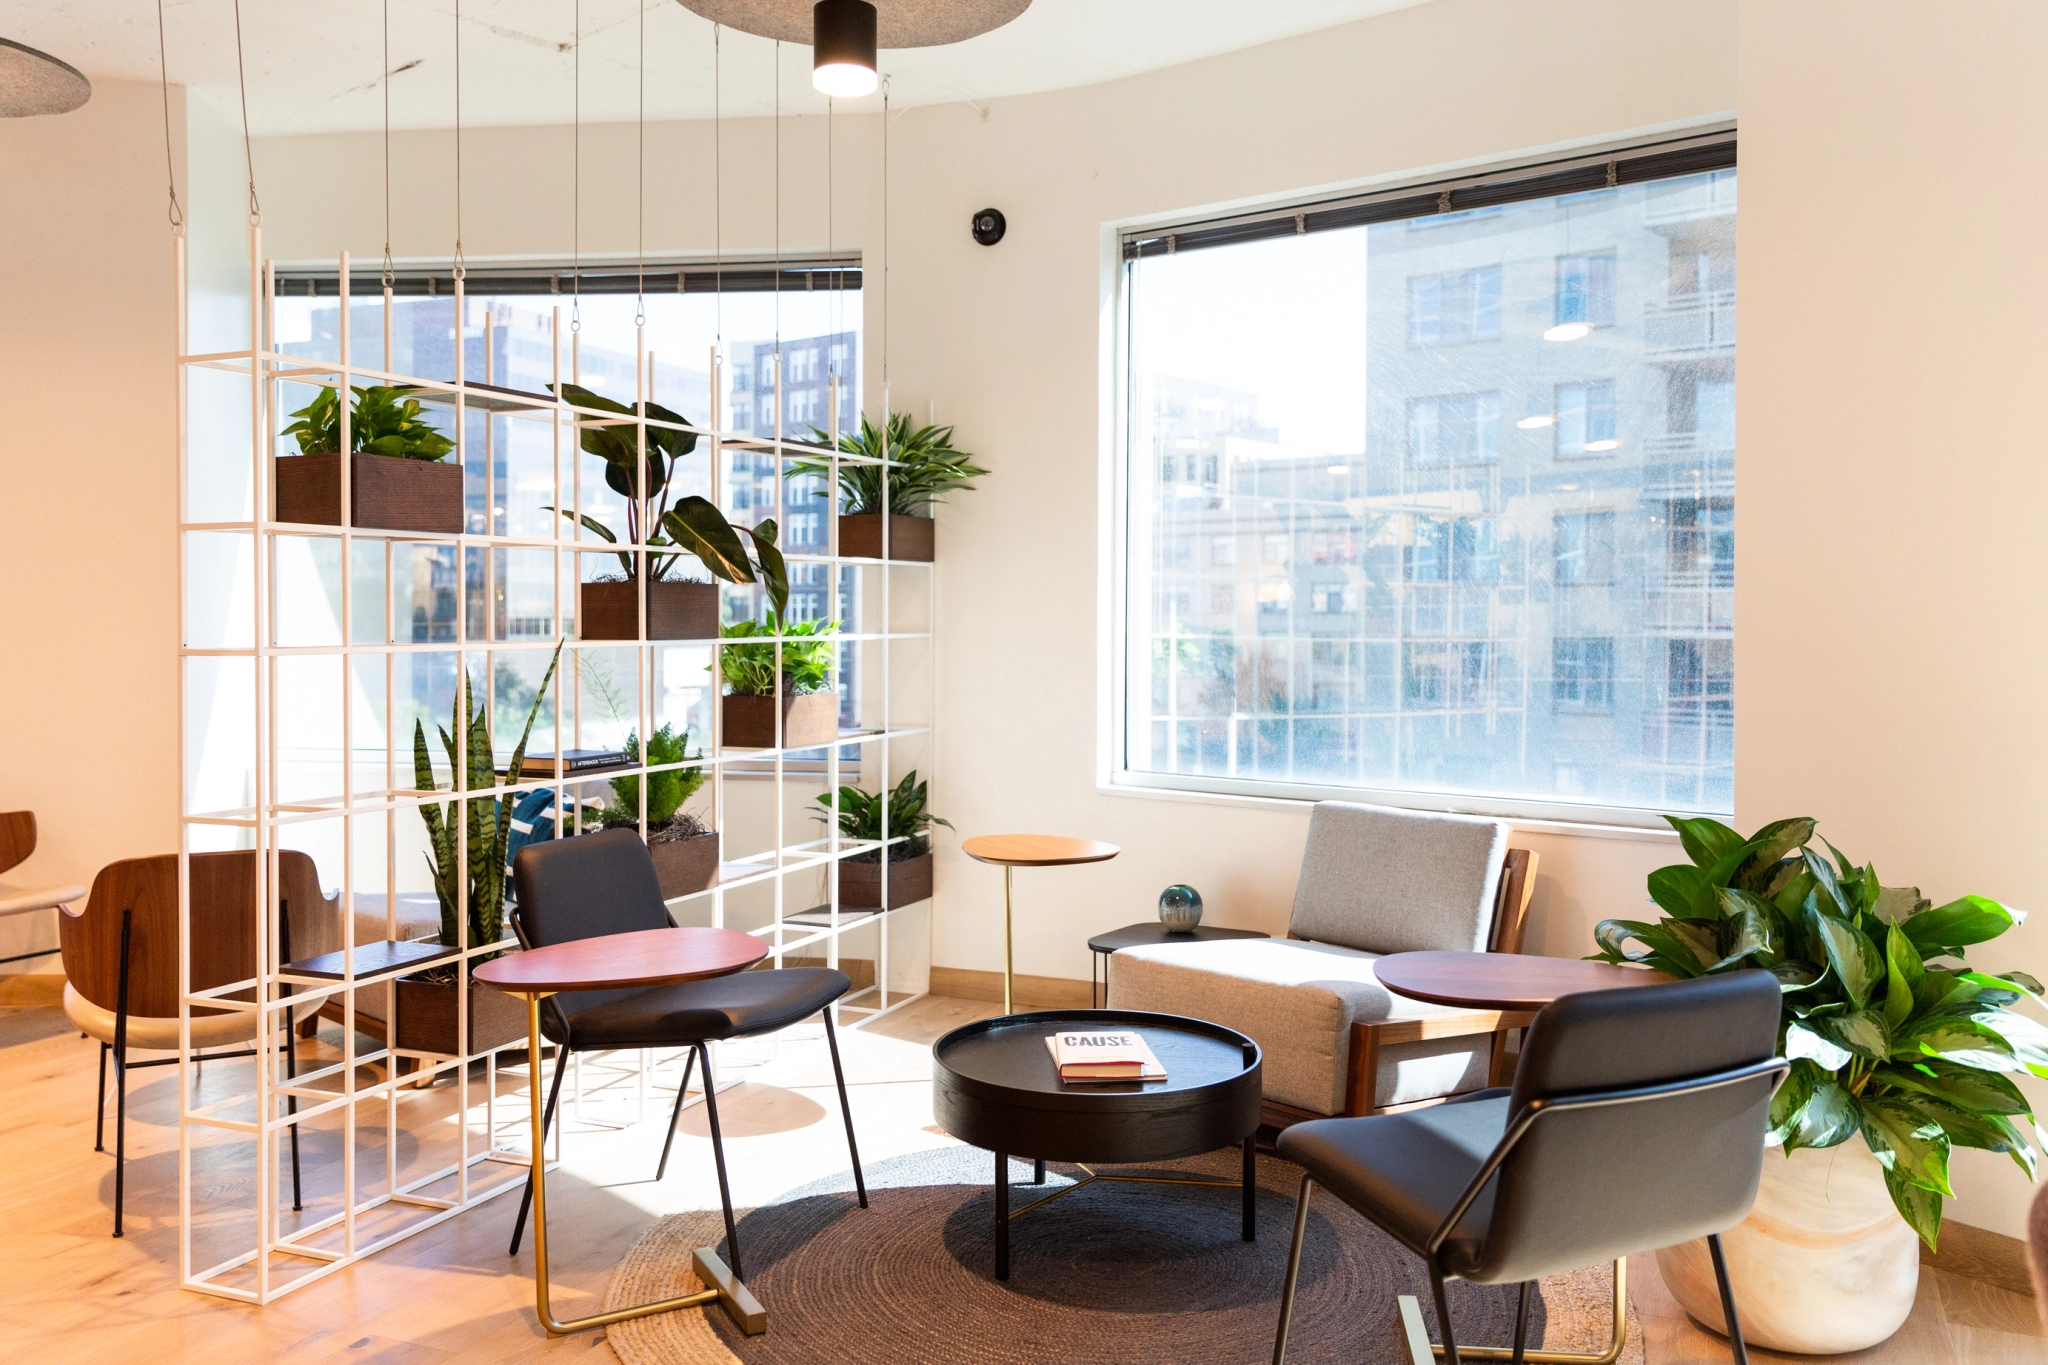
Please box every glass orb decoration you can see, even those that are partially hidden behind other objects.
[1158,884,1204,932]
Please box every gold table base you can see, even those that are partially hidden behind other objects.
[520,995,767,1337]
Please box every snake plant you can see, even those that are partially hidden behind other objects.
[1591,815,2044,1248]
[413,645,560,955]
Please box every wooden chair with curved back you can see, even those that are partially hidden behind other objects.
[0,811,88,971]
[0,811,34,876]
[59,851,334,1236]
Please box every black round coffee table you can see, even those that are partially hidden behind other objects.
[931,1009,1263,1279]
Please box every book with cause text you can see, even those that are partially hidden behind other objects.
[1044,1029,1166,1082]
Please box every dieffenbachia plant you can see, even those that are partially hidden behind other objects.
[1591,815,2044,1249]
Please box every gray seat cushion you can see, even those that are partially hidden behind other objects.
[555,967,850,1049]
[1109,938,1490,1115]
[1275,1094,1508,1275]
[1289,802,1509,955]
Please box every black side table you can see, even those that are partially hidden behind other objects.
[931,1009,1263,1280]
[1087,922,1270,1007]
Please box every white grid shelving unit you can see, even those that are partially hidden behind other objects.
[177,229,933,1304]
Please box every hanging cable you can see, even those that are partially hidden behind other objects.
[451,0,464,279]
[231,0,260,224]
[570,0,581,332]
[713,23,722,355]
[881,75,889,394]
[773,40,782,360]
[634,0,645,328]
[155,0,182,233]
[381,0,393,285]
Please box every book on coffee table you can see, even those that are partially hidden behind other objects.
[1044,1029,1166,1082]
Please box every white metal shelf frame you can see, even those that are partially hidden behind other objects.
[177,232,936,1306]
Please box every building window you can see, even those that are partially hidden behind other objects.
[1556,382,1618,456]
[1408,265,1502,346]
[1121,149,1737,817]
[1553,637,1614,711]
[1556,252,1616,328]
[1408,392,1501,465]
[1554,511,1615,586]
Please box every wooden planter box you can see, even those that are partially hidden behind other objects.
[840,513,934,562]
[839,850,932,909]
[392,972,528,1058]
[581,579,718,641]
[649,829,720,899]
[275,452,464,533]
[722,690,840,749]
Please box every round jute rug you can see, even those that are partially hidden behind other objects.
[605,1145,1643,1365]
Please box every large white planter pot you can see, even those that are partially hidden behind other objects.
[1656,1140,1919,1354]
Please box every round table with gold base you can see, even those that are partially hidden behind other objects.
[474,926,770,1339]
[961,835,1120,1015]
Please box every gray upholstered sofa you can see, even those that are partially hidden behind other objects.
[1109,801,1536,1122]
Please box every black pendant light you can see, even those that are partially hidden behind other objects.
[811,0,877,97]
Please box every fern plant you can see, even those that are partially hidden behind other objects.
[603,724,706,831]
[790,412,988,516]
[811,769,952,863]
[284,385,455,461]
[413,645,560,954]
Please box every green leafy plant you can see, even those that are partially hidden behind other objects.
[283,385,456,461]
[811,769,952,863]
[413,645,561,956]
[602,724,706,831]
[719,613,837,698]
[544,382,700,580]
[1591,815,2045,1248]
[790,412,989,516]
[661,500,791,617]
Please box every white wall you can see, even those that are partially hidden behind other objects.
[1737,0,2048,1240]
[0,82,186,970]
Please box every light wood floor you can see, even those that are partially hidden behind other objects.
[1,998,2040,1364]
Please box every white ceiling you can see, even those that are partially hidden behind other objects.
[5,0,1433,134]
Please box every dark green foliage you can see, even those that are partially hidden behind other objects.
[544,382,700,580]
[283,385,456,462]
[811,769,953,860]
[719,613,836,697]
[662,499,789,617]
[1592,815,2043,1249]
[790,412,989,516]
[413,645,561,956]
[603,724,705,829]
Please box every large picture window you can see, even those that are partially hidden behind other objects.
[1119,144,1735,818]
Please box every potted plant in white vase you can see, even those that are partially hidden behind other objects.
[1592,816,2043,1353]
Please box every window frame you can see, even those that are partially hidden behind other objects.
[1103,126,1734,830]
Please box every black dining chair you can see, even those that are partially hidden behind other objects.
[504,829,868,1277]
[1271,971,1785,1365]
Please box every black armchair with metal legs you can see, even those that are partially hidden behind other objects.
[1271,971,1786,1365]
[504,829,869,1273]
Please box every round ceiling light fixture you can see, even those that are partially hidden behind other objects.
[812,0,878,97]
[0,37,91,118]
[679,0,1032,75]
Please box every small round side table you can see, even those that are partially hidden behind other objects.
[474,926,769,1339]
[1085,922,1269,1008]
[961,835,1120,1015]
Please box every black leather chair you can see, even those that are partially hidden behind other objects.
[504,829,868,1275]
[1271,971,1785,1365]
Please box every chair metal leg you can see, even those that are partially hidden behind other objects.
[94,1042,108,1152]
[279,901,302,1213]
[1032,1158,1045,1184]
[112,910,132,1239]
[698,1042,743,1282]
[1272,1174,1314,1365]
[1512,1280,1532,1365]
[1410,1257,1627,1363]
[653,1046,699,1183]
[509,1045,570,1256]
[1708,1234,1750,1365]
[821,1010,868,1208]
[1429,1264,1463,1365]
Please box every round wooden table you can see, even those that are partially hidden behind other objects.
[474,926,769,1338]
[1373,950,1673,1011]
[962,835,1120,1015]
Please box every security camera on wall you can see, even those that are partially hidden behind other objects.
[972,208,1007,246]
